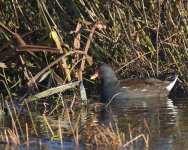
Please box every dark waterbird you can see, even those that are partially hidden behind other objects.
[91,64,178,102]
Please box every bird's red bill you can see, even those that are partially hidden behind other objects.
[90,69,99,80]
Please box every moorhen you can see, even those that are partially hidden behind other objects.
[91,63,178,102]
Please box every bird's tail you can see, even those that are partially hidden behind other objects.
[165,74,178,91]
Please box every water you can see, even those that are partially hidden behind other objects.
[98,97,186,150]
[1,97,188,149]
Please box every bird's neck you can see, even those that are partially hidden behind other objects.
[101,79,119,88]
[100,79,119,102]
[102,78,118,84]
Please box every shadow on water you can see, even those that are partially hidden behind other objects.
[1,96,188,149]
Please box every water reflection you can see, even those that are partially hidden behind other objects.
[95,97,188,149]
[1,97,188,149]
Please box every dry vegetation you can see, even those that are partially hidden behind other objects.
[0,0,187,148]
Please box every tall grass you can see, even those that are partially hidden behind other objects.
[0,1,187,148]
[0,1,187,98]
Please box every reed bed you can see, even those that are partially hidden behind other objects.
[0,0,187,100]
[0,0,187,148]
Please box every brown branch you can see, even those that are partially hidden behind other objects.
[78,20,106,80]
[27,50,89,87]
[16,45,61,53]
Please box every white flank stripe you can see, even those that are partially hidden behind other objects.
[141,89,147,92]
[122,86,130,89]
